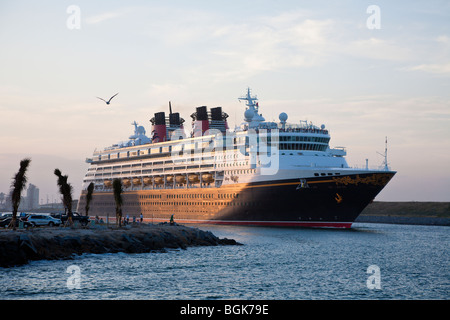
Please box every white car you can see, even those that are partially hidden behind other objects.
[25,215,62,227]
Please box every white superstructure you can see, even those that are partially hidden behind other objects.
[81,88,374,193]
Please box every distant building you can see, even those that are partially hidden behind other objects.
[4,194,12,211]
[26,184,40,210]
[0,184,41,212]
[0,192,6,210]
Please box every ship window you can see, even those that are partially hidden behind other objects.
[314,173,319,176]
[320,173,326,176]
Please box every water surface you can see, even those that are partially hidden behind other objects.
[1,223,448,299]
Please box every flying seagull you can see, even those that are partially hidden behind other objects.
[97,92,119,105]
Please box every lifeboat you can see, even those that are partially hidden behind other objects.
[122,179,131,187]
[166,175,174,183]
[201,173,214,183]
[188,174,200,183]
[175,174,186,184]
[154,176,163,184]
[104,180,112,187]
[132,178,142,185]
[143,177,152,185]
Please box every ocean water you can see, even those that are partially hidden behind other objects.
[0,223,448,300]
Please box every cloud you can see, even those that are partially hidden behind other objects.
[407,63,450,74]
[223,16,335,63]
[344,37,412,62]
[402,34,450,75]
[436,35,450,45]
[179,12,336,81]
[85,11,123,25]
[141,7,420,82]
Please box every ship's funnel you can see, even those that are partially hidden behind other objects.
[191,106,209,137]
[168,112,185,140]
[166,101,185,141]
[210,106,228,133]
[150,111,167,142]
[210,107,222,121]
[169,112,181,127]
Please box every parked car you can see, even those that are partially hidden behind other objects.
[0,217,12,228]
[24,214,62,227]
[51,212,90,226]
[0,217,32,228]
[1,212,27,219]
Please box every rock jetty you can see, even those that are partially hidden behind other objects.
[0,224,241,268]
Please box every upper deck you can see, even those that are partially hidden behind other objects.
[89,88,335,164]
[80,88,394,196]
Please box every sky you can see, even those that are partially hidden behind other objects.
[0,0,449,203]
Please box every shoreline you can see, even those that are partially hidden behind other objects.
[356,201,450,226]
[355,215,450,226]
[0,223,241,268]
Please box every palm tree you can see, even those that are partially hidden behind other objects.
[112,178,123,227]
[54,169,73,226]
[85,182,94,217]
[9,158,31,230]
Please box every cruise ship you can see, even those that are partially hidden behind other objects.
[77,88,396,228]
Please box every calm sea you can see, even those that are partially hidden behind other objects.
[0,223,448,300]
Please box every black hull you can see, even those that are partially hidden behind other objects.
[78,172,395,228]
